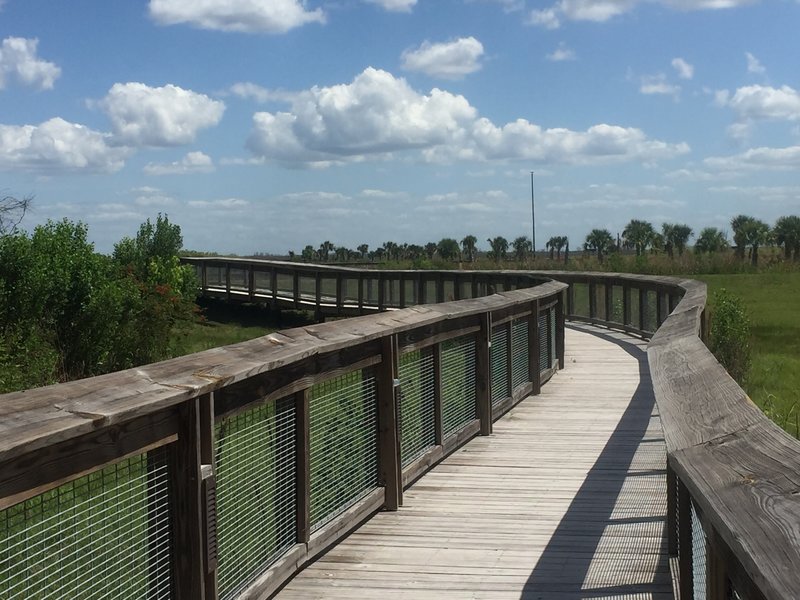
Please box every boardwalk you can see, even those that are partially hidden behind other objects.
[277,325,673,599]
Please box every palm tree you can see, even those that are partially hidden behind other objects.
[773,215,800,261]
[730,215,751,260]
[357,243,369,259]
[661,223,693,259]
[584,229,614,263]
[512,236,531,262]
[742,218,771,266]
[318,240,334,261]
[382,241,399,261]
[437,238,461,261]
[554,236,568,260]
[461,235,478,262]
[424,242,437,259]
[546,236,557,260]
[694,228,728,254]
[486,236,508,263]
[622,219,656,257]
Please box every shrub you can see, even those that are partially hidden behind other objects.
[708,288,751,385]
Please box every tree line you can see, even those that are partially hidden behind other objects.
[295,214,800,267]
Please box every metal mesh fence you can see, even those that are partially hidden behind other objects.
[215,397,297,600]
[572,283,589,318]
[230,268,248,290]
[276,273,293,297]
[208,266,224,288]
[254,270,272,294]
[594,283,606,319]
[629,287,640,329]
[511,319,529,390]
[441,336,477,437]
[310,371,379,532]
[398,349,437,467]
[490,326,510,405]
[643,290,658,333]
[691,500,707,600]
[539,312,549,373]
[610,285,624,323]
[0,448,172,600]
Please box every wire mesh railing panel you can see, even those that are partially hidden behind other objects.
[442,279,455,302]
[441,337,477,437]
[459,280,472,300]
[538,312,549,373]
[490,326,510,405]
[511,319,529,390]
[425,280,438,304]
[691,500,707,600]
[343,278,359,304]
[398,349,437,467]
[403,279,418,306]
[365,279,380,305]
[629,287,641,329]
[549,307,557,369]
[320,277,337,302]
[643,289,658,333]
[594,283,606,319]
[276,273,294,297]
[215,398,297,600]
[299,276,316,299]
[387,279,400,307]
[230,268,248,290]
[310,371,379,532]
[254,270,272,294]
[0,448,172,600]
[610,285,625,323]
[572,283,589,318]
[208,266,224,287]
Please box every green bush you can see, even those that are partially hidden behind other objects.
[709,288,752,385]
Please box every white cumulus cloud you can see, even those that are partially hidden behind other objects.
[529,0,757,28]
[228,82,295,103]
[144,151,215,175]
[671,57,694,80]
[724,84,800,122]
[401,37,485,80]
[745,51,766,74]
[639,74,680,98]
[546,42,576,61]
[246,67,689,168]
[0,117,130,173]
[100,82,225,147]
[148,0,325,33]
[705,145,800,171]
[0,37,61,90]
[363,0,417,12]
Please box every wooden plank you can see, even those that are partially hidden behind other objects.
[530,301,541,396]
[296,389,311,544]
[378,335,402,510]
[476,314,492,436]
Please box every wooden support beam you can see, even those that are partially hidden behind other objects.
[505,320,514,396]
[604,282,613,323]
[377,335,402,510]
[224,264,231,301]
[292,271,300,309]
[433,343,443,446]
[314,271,322,323]
[638,287,646,333]
[530,300,541,396]
[336,274,344,316]
[358,273,365,315]
[556,291,565,370]
[270,268,278,310]
[566,281,574,318]
[623,283,631,327]
[295,389,311,544]
[588,281,597,320]
[476,313,492,436]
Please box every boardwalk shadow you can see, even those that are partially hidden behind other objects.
[521,324,672,600]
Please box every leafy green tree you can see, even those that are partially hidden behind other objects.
[486,236,508,263]
[730,214,752,260]
[622,219,656,257]
[512,236,531,261]
[730,216,770,266]
[546,236,557,260]
[584,229,614,263]
[694,228,728,254]
[773,215,800,261]
[357,243,369,259]
[437,238,460,261]
[301,245,315,261]
[662,223,693,258]
[709,289,751,385]
[424,242,437,259]
[460,235,478,262]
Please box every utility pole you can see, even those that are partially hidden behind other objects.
[530,171,536,257]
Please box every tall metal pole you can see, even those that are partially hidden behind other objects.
[530,171,536,257]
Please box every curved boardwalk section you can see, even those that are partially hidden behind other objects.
[277,325,673,599]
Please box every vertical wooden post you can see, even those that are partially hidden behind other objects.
[476,313,492,435]
[556,291,565,370]
[605,282,613,323]
[198,395,218,599]
[201,263,208,291]
[505,320,514,396]
[378,273,386,311]
[707,530,730,600]
[669,293,679,314]
[295,389,311,544]
[588,281,597,320]
[623,283,631,327]
[377,335,402,509]
[168,397,208,600]
[666,462,677,558]
[225,264,231,301]
[248,265,255,301]
[433,344,443,445]
[436,273,445,304]
[471,274,478,299]
[336,274,344,316]
[530,301,541,395]
[292,271,300,309]
[657,290,666,327]
[399,274,406,308]
[314,271,322,323]
[270,268,278,310]
[358,273,365,315]
[678,478,693,600]
[566,281,574,318]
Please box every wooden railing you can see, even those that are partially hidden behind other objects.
[0,263,565,600]
[550,271,800,600]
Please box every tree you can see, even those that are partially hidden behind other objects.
[301,245,315,262]
[424,242,437,259]
[512,236,531,262]
[461,235,478,262]
[357,243,369,259]
[317,240,334,261]
[554,236,568,260]
[773,215,800,261]
[383,241,399,261]
[0,194,32,234]
[437,238,460,261]
[730,215,751,260]
[486,236,508,263]
[694,228,728,254]
[743,217,771,266]
[622,219,656,256]
[662,223,693,258]
[546,236,557,260]
[584,229,614,263]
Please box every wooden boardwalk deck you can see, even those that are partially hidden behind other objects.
[276,325,673,599]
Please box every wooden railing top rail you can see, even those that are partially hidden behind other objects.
[0,280,565,467]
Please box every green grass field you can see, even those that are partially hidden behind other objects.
[695,272,800,437]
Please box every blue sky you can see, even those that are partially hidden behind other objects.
[1,0,799,254]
